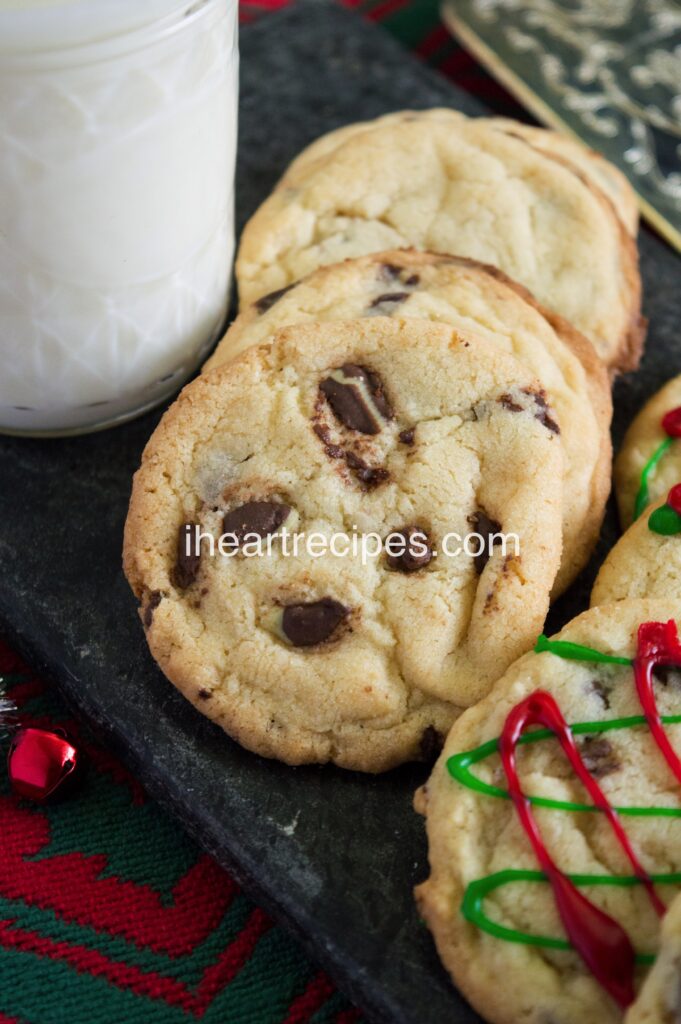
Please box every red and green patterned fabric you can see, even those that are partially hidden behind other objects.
[0,3,519,1020]
[0,641,363,1024]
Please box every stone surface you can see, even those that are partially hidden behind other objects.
[0,3,679,1022]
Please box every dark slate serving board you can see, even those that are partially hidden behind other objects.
[0,3,679,1022]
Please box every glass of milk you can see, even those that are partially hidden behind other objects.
[0,0,238,435]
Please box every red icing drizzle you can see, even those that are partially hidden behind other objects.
[634,620,681,785]
[662,407,681,438]
[668,484,681,516]
[500,692,656,1007]
[497,619,681,1005]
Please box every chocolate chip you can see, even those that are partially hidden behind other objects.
[579,736,619,778]
[499,393,523,413]
[378,263,420,288]
[344,451,390,489]
[254,284,294,314]
[143,590,163,628]
[198,689,212,701]
[320,364,393,434]
[281,598,349,647]
[172,523,201,589]
[399,427,415,445]
[312,410,389,487]
[386,526,433,573]
[359,366,392,419]
[370,291,410,309]
[380,262,403,281]
[527,389,560,435]
[419,726,444,762]
[313,421,346,459]
[591,678,612,709]
[499,389,560,435]
[467,510,502,573]
[654,664,681,686]
[222,501,291,545]
[321,372,377,433]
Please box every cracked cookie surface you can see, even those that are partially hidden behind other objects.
[236,113,643,370]
[278,109,639,237]
[415,600,681,1024]
[124,317,563,772]
[206,249,611,596]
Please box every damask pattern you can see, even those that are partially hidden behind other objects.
[444,0,681,248]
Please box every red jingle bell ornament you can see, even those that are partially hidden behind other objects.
[8,726,79,801]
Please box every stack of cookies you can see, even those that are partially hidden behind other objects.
[124,109,681,1021]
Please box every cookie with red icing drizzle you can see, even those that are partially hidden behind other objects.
[615,375,681,528]
[416,600,681,1024]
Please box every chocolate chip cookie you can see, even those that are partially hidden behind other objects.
[206,249,611,596]
[416,599,681,1023]
[124,317,563,772]
[280,109,638,236]
[237,113,643,370]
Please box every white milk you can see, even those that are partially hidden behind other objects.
[0,0,238,434]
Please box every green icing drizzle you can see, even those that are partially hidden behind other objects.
[534,634,633,666]
[461,869,681,962]
[447,715,681,815]
[635,436,674,519]
[454,630,681,959]
[456,626,678,951]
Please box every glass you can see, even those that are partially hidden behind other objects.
[0,0,239,435]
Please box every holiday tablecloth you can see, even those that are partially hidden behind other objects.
[0,3,520,1021]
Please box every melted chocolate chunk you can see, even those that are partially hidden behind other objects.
[198,689,212,701]
[143,590,163,628]
[499,389,560,434]
[591,678,612,709]
[399,427,415,445]
[467,510,502,574]
[370,291,410,308]
[222,500,291,545]
[313,422,345,459]
[419,725,444,762]
[312,414,389,488]
[281,598,349,647]
[527,389,560,435]
[579,736,619,779]
[254,284,294,314]
[653,664,681,686]
[386,526,433,573]
[380,262,403,281]
[499,393,523,413]
[378,263,420,288]
[359,366,392,419]
[172,522,201,589]
[344,451,389,489]
[320,363,393,434]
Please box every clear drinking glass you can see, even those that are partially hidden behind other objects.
[0,0,239,435]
